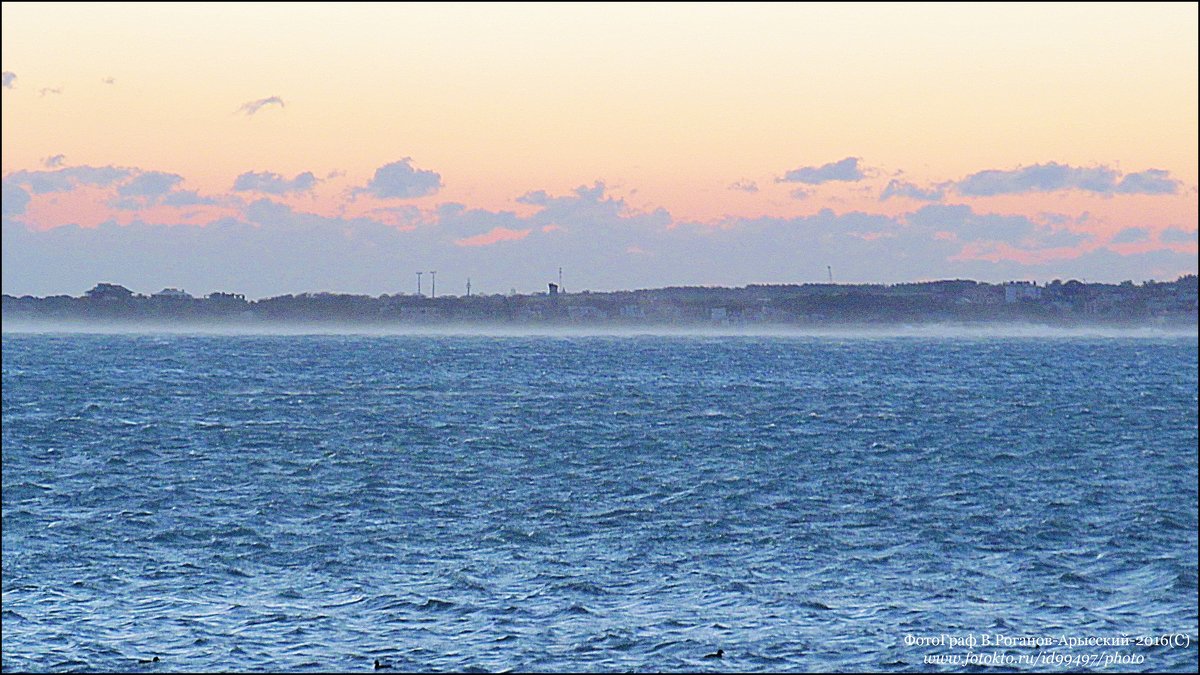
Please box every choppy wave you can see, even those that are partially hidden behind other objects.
[3,334,1197,672]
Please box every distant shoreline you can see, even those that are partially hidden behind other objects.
[4,276,1197,331]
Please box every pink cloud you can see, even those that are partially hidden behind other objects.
[951,241,1097,265]
[18,187,238,231]
[454,226,532,247]
[20,187,114,230]
[1108,239,1194,257]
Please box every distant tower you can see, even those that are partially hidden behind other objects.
[416,271,423,296]
[429,271,436,298]
[827,265,833,284]
[558,267,563,293]
[466,278,471,297]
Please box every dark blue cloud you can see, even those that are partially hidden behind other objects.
[1035,228,1093,248]
[2,182,30,216]
[359,159,443,199]
[5,165,199,213]
[906,203,1091,247]
[956,163,1118,196]
[435,203,525,238]
[2,72,14,89]
[118,172,183,199]
[233,171,317,195]
[110,172,222,210]
[161,190,220,207]
[1110,227,1150,244]
[880,179,945,202]
[779,157,863,184]
[245,199,297,226]
[1159,228,1196,245]
[8,165,134,194]
[516,190,551,205]
[954,163,1181,196]
[237,96,285,116]
[1115,169,1179,195]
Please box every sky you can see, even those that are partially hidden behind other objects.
[2,2,1197,298]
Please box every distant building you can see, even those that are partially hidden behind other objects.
[548,283,559,296]
[746,305,792,323]
[153,287,193,299]
[957,286,1003,305]
[1004,281,1042,304]
[85,283,134,301]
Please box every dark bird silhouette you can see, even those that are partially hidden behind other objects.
[137,656,159,664]
[374,659,392,670]
[704,648,724,659]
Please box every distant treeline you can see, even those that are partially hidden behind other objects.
[3,276,1197,327]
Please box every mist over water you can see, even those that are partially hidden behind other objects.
[3,319,1197,340]
[3,334,1197,672]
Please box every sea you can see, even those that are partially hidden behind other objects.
[2,330,1197,672]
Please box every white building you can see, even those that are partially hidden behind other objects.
[1004,281,1041,303]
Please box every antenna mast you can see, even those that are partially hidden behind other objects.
[429,271,436,298]
[827,265,833,284]
[466,278,471,297]
[416,271,423,296]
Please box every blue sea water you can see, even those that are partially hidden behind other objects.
[2,332,1197,673]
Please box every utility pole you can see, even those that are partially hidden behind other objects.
[429,271,436,298]
[416,271,423,296]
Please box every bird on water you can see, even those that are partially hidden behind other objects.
[137,656,159,664]
[374,658,393,670]
[704,648,724,659]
